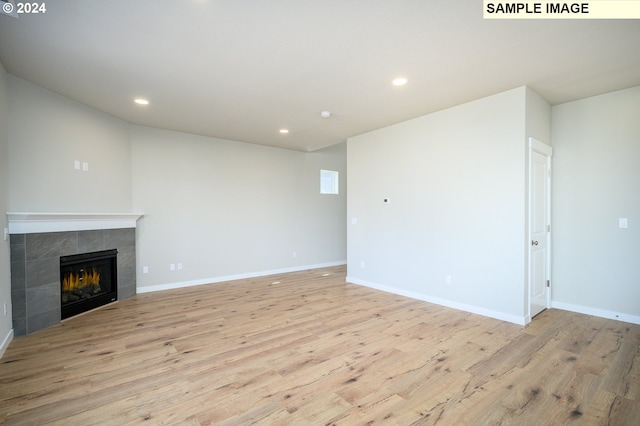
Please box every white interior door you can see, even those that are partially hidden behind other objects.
[529,138,552,320]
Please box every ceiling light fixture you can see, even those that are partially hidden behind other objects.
[279,129,289,134]
[320,111,331,118]
[392,78,408,86]
[134,98,149,105]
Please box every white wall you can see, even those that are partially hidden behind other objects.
[347,87,528,324]
[525,87,552,146]
[552,86,640,323]
[131,126,346,290]
[0,63,13,356]
[8,76,132,212]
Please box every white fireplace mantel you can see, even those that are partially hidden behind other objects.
[6,212,144,234]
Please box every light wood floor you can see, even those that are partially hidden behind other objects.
[1,265,638,425]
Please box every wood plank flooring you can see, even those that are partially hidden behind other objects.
[1,265,638,425]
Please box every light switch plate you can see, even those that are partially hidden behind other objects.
[619,218,628,228]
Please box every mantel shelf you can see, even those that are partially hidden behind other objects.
[6,212,144,234]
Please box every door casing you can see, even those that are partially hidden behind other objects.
[527,137,552,323]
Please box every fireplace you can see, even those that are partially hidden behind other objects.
[60,249,118,320]
[8,213,141,336]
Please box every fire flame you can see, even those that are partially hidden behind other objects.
[62,267,101,292]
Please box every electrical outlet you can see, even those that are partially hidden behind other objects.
[292,251,297,258]
[177,263,183,271]
[170,263,176,271]
[143,266,149,274]
[445,275,452,285]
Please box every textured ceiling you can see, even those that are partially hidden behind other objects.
[1,0,639,151]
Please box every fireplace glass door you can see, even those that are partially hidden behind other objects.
[60,249,118,319]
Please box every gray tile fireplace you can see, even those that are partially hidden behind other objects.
[8,213,141,336]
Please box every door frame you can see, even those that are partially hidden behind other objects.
[527,137,552,323]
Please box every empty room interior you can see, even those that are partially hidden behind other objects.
[0,1,639,424]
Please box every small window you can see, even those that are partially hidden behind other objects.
[320,169,339,194]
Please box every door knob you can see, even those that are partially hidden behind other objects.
[532,240,539,246]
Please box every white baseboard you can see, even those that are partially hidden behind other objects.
[346,276,527,326]
[0,329,13,360]
[138,261,347,294]
[551,301,640,325]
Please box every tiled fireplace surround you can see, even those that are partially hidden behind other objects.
[9,214,140,336]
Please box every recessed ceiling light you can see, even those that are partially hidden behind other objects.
[392,78,408,86]
[320,111,331,118]
[279,129,289,134]
[134,98,149,105]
